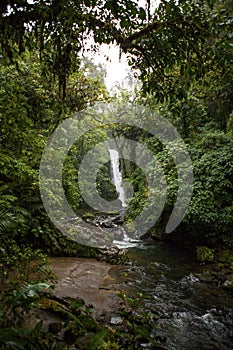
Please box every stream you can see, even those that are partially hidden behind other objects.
[55,148,233,349]
[107,146,233,349]
[112,242,233,350]
[51,241,233,350]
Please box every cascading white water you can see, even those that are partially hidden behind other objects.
[109,148,140,247]
[109,149,127,208]
[109,149,131,245]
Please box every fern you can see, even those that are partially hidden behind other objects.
[0,208,17,234]
[87,329,108,350]
[0,207,30,234]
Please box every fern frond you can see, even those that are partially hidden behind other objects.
[0,209,17,234]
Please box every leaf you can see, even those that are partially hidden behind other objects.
[139,7,146,20]
[0,328,29,349]
[32,320,43,337]
[0,209,17,234]
[22,282,51,298]
[87,328,108,350]
[134,325,150,339]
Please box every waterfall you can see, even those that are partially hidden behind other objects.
[109,149,140,247]
[109,149,127,208]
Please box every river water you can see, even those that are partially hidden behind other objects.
[66,148,233,348]
[112,242,233,350]
[53,217,233,349]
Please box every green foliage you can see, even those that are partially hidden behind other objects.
[117,291,144,309]
[197,246,215,262]
[87,328,108,350]
[0,0,142,96]
[125,130,233,245]
[0,208,17,234]
[0,1,233,346]
[0,6,233,350]
[1,282,52,327]
[0,322,60,350]
[0,264,59,350]
[0,49,108,251]
[0,48,111,348]
[2,0,232,120]
[183,132,233,243]
[128,0,233,135]
[0,0,231,251]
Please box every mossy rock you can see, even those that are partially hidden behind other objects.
[125,221,136,234]
[197,246,215,263]
[82,212,95,219]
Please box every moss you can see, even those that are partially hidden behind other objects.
[125,221,136,235]
[197,246,215,262]
[218,249,232,262]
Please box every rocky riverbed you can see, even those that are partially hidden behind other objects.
[29,241,233,350]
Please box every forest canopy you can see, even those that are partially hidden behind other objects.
[1,0,232,103]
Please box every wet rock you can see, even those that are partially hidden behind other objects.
[97,246,128,264]
[222,279,233,290]
[126,221,136,235]
[50,257,120,317]
[208,340,222,349]
[48,322,63,334]
[63,328,77,344]
[214,272,227,286]
[180,273,200,284]
[95,312,112,324]
[223,280,231,287]
[112,216,124,225]
[110,316,123,325]
[140,343,152,348]
[154,335,167,343]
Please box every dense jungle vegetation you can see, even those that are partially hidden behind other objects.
[0,0,232,348]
